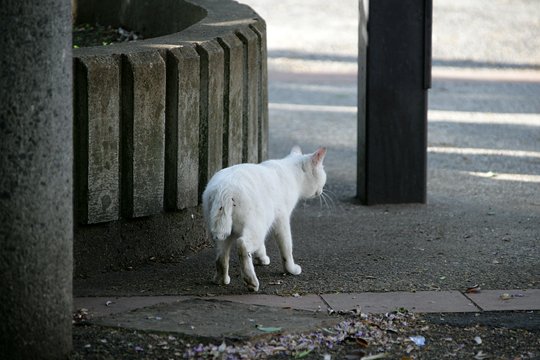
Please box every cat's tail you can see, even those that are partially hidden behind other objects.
[209,190,234,241]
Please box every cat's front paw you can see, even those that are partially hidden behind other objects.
[286,263,302,276]
[243,277,260,292]
[254,255,270,266]
[213,273,231,285]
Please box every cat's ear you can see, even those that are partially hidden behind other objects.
[311,147,327,167]
[290,145,302,155]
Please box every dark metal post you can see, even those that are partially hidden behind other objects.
[358,0,432,204]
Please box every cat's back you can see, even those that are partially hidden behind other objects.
[205,162,272,191]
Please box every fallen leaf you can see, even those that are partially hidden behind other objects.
[474,350,489,359]
[466,285,481,294]
[256,325,282,333]
[356,338,369,348]
[323,327,337,335]
[72,308,89,325]
[295,349,313,358]
[500,293,512,300]
[350,307,362,316]
[360,354,388,360]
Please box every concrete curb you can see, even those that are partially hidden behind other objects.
[72,290,540,342]
[75,289,540,319]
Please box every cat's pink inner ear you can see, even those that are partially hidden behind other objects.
[312,147,327,166]
[291,145,302,155]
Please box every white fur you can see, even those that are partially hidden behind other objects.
[202,146,327,291]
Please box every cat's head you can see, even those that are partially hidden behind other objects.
[290,146,327,199]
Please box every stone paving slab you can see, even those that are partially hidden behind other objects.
[465,289,540,312]
[215,294,327,312]
[92,298,339,341]
[74,296,192,318]
[321,291,480,314]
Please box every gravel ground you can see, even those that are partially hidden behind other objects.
[72,311,539,359]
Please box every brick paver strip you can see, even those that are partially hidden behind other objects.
[216,294,327,312]
[74,290,540,321]
[321,291,479,313]
[465,289,540,311]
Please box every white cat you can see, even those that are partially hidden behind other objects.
[202,146,327,291]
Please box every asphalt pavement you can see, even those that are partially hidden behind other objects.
[72,1,540,358]
[76,0,540,297]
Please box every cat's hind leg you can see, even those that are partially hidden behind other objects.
[273,218,302,275]
[236,233,261,292]
[213,235,234,285]
[253,245,270,266]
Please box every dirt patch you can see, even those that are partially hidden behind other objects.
[71,311,539,359]
[73,24,142,48]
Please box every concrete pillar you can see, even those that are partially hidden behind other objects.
[0,0,73,358]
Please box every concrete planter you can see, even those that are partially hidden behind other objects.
[72,0,268,274]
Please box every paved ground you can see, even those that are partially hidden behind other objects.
[72,0,540,358]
